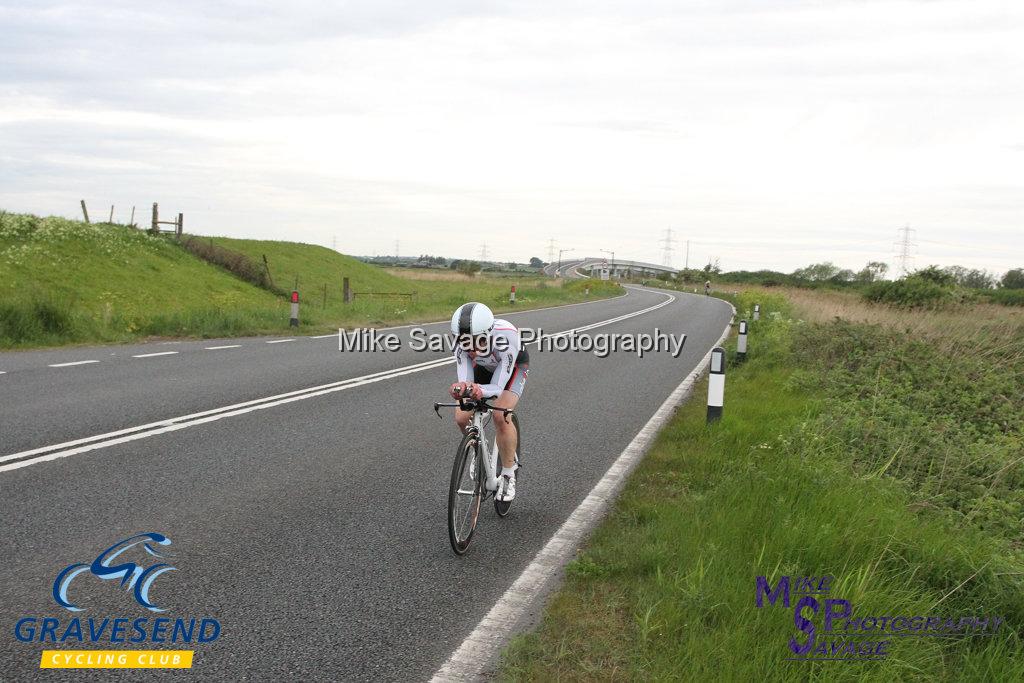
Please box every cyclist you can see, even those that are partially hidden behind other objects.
[448,302,529,502]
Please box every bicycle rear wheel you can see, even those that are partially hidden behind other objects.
[448,431,483,554]
[494,412,521,518]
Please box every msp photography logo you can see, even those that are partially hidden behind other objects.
[12,532,222,670]
[756,574,1005,662]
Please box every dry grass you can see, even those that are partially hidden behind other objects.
[384,268,478,281]
[772,286,1024,358]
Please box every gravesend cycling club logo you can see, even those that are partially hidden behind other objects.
[54,532,176,612]
[12,532,222,670]
[756,574,1005,662]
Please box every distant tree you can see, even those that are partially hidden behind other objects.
[449,259,462,271]
[792,262,841,282]
[856,261,889,283]
[702,259,721,275]
[529,257,544,268]
[943,265,996,289]
[913,265,956,287]
[458,260,482,277]
[1001,268,1024,289]
[829,269,856,284]
[508,262,518,270]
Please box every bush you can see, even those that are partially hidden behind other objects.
[982,289,1024,307]
[863,276,953,307]
[181,236,284,296]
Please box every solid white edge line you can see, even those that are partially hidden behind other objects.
[132,351,179,358]
[0,291,672,473]
[266,339,295,344]
[48,360,100,367]
[431,300,736,683]
[205,345,242,350]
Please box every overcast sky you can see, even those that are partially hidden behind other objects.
[1,0,1021,274]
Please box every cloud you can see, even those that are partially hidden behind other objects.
[1,0,1022,272]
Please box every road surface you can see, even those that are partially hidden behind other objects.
[0,286,732,681]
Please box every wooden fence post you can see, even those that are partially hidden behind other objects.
[151,203,158,232]
[109,205,114,223]
[262,255,276,289]
[80,200,90,224]
[177,213,183,238]
[343,277,351,304]
[130,206,136,227]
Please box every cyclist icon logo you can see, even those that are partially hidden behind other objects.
[52,533,177,613]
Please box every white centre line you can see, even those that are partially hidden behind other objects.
[266,339,294,344]
[49,360,100,368]
[205,345,241,350]
[132,351,179,358]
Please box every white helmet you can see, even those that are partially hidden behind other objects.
[450,302,494,337]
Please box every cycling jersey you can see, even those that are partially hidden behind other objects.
[455,319,530,398]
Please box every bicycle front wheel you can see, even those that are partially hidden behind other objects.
[448,431,483,555]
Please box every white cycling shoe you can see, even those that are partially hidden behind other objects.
[497,474,516,502]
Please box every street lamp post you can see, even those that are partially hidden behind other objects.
[557,248,574,275]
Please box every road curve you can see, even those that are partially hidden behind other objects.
[0,287,732,681]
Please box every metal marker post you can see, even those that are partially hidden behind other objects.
[510,285,516,305]
[753,304,760,321]
[290,290,299,327]
[737,319,748,362]
[707,347,725,423]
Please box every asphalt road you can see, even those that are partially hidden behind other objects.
[0,286,732,681]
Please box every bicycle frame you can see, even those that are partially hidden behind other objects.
[435,398,514,494]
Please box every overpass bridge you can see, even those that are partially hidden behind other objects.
[544,257,677,279]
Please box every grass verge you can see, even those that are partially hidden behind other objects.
[0,212,620,348]
[500,289,1024,681]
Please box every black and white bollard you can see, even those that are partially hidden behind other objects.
[753,304,760,321]
[510,285,516,305]
[737,319,748,362]
[290,290,299,327]
[707,347,726,423]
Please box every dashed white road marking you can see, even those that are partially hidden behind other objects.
[266,339,294,344]
[205,345,241,350]
[132,351,179,358]
[48,360,100,368]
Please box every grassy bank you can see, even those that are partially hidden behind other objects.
[501,290,1024,680]
[0,212,619,348]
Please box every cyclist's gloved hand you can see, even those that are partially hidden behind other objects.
[469,383,484,400]
[450,382,468,399]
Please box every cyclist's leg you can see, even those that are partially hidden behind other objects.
[492,362,527,469]
[492,390,520,469]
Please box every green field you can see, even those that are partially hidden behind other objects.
[501,289,1024,681]
[0,212,619,348]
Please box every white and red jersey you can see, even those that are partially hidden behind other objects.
[454,319,529,398]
